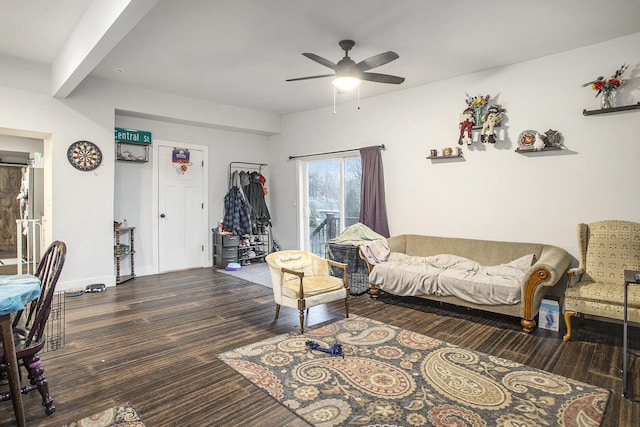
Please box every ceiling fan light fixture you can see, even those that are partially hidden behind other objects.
[332,75,361,91]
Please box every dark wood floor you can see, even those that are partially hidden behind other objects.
[1,267,639,426]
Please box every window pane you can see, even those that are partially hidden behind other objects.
[344,158,361,228]
[303,157,361,255]
[308,160,339,254]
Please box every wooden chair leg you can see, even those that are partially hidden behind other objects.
[299,309,305,334]
[563,310,575,341]
[274,304,280,320]
[24,355,55,415]
[345,297,350,318]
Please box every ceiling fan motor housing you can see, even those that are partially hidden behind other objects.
[336,40,359,77]
[336,57,359,77]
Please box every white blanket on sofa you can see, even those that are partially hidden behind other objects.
[369,253,535,305]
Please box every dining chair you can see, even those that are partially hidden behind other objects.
[265,250,349,333]
[0,240,67,416]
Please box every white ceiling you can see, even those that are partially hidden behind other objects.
[2,0,640,116]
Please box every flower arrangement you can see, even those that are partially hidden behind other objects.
[582,64,628,97]
[465,93,491,125]
[465,93,490,106]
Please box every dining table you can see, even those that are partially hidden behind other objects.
[0,274,41,427]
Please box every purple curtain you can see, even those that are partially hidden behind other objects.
[359,146,390,237]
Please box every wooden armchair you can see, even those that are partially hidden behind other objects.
[563,221,640,341]
[265,250,349,333]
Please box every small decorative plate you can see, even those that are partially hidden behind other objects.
[517,130,537,150]
[67,140,102,171]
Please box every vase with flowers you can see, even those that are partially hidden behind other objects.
[465,93,491,125]
[582,64,628,109]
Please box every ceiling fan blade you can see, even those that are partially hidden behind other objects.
[286,74,335,82]
[361,72,405,84]
[356,51,399,71]
[302,53,336,70]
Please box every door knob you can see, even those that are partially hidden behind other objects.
[160,214,166,218]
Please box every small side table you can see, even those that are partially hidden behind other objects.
[623,270,640,401]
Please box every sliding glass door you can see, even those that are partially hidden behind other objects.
[299,156,361,255]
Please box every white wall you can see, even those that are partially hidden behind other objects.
[268,33,640,270]
[0,58,277,290]
[0,134,43,160]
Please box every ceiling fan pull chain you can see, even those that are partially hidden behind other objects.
[333,87,337,115]
[357,85,360,110]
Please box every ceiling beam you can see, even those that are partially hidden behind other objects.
[51,0,158,98]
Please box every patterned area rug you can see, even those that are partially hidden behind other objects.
[63,404,145,427]
[218,315,610,426]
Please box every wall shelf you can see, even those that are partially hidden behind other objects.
[116,141,150,162]
[515,146,563,154]
[583,102,640,116]
[427,153,463,160]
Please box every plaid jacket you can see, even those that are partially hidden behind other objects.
[223,186,252,235]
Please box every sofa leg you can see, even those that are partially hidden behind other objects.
[563,310,575,341]
[369,284,380,299]
[521,318,535,333]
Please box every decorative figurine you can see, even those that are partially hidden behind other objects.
[533,133,546,151]
[480,105,505,143]
[458,107,475,145]
[306,340,344,358]
[540,129,562,148]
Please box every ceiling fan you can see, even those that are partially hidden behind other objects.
[286,40,405,91]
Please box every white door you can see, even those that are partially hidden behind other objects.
[158,145,206,272]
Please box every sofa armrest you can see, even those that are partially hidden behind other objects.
[386,235,406,254]
[520,245,572,332]
[358,248,375,273]
[359,248,383,298]
[527,245,572,289]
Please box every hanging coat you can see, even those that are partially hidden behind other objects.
[223,186,252,235]
[243,172,270,225]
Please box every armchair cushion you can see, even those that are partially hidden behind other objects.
[282,276,345,299]
[565,281,640,319]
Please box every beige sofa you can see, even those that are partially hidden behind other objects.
[365,234,572,333]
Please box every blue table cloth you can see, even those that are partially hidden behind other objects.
[0,274,41,316]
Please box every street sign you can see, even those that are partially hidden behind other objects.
[114,127,152,144]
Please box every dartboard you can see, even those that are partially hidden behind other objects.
[67,140,102,171]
